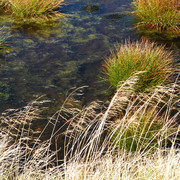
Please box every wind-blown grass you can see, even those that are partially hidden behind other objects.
[0,74,179,179]
[102,40,174,91]
[132,0,180,37]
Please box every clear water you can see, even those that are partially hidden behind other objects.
[0,0,138,112]
[0,0,179,114]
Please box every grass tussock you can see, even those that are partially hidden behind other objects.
[0,74,179,179]
[0,0,64,21]
[102,40,174,91]
[132,0,180,37]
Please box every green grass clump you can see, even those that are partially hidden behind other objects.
[102,40,174,91]
[3,0,64,21]
[110,106,175,153]
[132,0,180,37]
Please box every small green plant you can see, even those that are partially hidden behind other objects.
[4,0,64,21]
[102,40,174,91]
[132,0,180,37]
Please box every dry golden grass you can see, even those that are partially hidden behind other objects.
[0,73,179,180]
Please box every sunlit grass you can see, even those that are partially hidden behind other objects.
[102,40,174,91]
[1,0,64,22]
[132,0,180,37]
[0,75,179,179]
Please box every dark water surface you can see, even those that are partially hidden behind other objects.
[0,0,137,112]
[0,0,179,113]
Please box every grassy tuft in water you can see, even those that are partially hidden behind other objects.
[132,0,180,38]
[102,40,174,91]
[1,0,64,22]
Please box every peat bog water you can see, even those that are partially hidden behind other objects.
[0,0,179,114]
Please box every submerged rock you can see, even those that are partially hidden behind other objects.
[103,13,125,22]
[82,5,100,13]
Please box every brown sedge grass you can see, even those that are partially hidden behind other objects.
[132,0,180,36]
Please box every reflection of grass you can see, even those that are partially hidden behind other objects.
[1,0,64,22]
[0,28,7,49]
[102,40,174,91]
[0,27,10,52]
[132,0,180,37]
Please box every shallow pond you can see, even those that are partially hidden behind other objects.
[0,0,179,161]
[0,0,179,113]
[0,0,139,112]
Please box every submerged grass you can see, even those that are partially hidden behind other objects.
[102,40,174,91]
[0,27,10,51]
[132,0,180,38]
[0,73,179,179]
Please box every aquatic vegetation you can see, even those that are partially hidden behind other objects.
[0,28,6,47]
[132,0,180,38]
[82,4,100,13]
[2,0,64,21]
[102,40,174,91]
[103,13,125,22]
[0,27,10,52]
[0,82,10,101]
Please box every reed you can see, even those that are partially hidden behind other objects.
[102,40,174,91]
[132,0,180,36]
